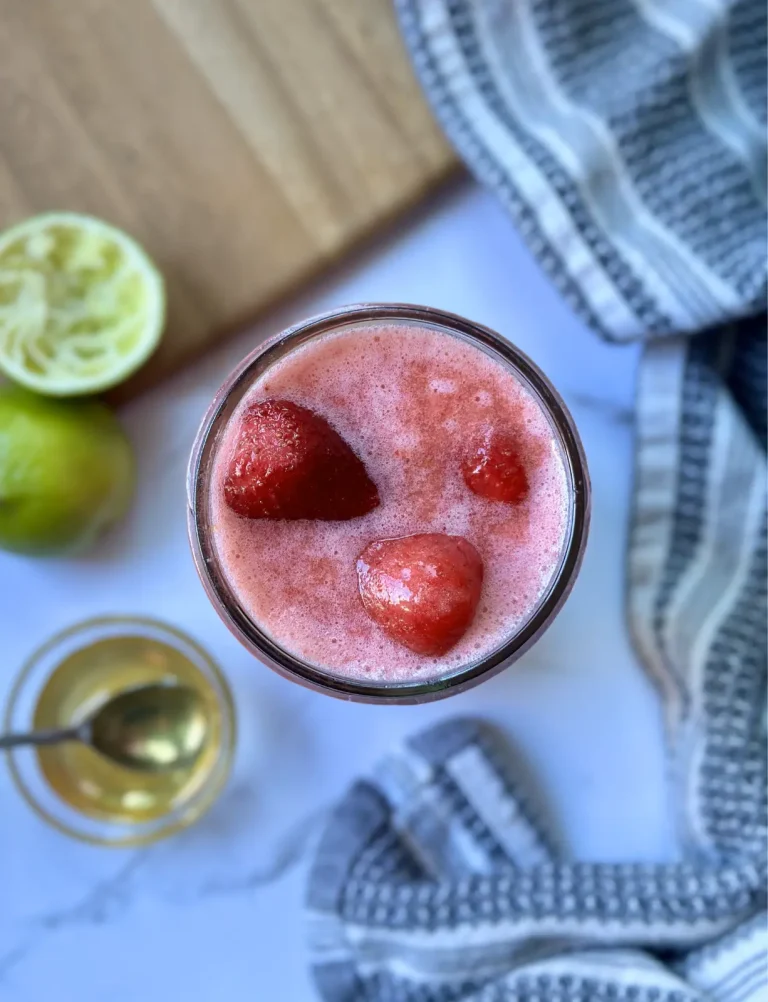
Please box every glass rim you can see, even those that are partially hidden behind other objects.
[187,303,591,704]
[4,615,236,847]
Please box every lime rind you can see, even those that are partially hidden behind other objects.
[0,212,165,396]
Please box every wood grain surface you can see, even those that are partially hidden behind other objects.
[0,0,456,396]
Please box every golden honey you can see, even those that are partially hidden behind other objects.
[33,635,223,823]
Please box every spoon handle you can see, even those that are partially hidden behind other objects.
[0,725,85,750]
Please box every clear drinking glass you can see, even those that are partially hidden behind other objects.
[188,304,590,704]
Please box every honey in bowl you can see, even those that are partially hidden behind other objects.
[33,635,224,823]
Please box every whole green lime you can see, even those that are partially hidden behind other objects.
[0,385,135,555]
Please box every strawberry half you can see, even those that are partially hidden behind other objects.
[357,533,483,656]
[223,399,379,520]
[462,429,529,504]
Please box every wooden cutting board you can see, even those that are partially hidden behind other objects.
[0,0,456,397]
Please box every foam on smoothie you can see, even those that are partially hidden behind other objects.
[210,322,569,682]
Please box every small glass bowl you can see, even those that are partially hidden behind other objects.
[4,616,236,847]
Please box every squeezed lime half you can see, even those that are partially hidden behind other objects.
[0,212,165,396]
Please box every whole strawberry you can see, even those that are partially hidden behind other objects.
[224,399,379,520]
[357,533,483,656]
[462,428,529,504]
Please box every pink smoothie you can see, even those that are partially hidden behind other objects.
[210,322,570,682]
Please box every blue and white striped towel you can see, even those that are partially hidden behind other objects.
[307,2,767,999]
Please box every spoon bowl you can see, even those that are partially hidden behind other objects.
[88,684,209,772]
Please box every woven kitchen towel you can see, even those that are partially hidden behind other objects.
[398,0,766,343]
[306,1,767,999]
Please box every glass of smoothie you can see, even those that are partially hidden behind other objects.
[188,304,590,703]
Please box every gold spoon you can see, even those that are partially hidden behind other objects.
[0,684,209,772]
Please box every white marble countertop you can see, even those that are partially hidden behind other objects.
[0,182,675,1002]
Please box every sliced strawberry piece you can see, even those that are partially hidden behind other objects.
[462,429,529,504]
[223,399,379,520]
[357,533,483,656]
